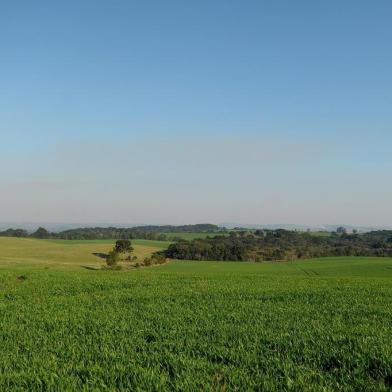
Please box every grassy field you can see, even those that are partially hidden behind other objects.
[0,238,391,390]
[162,232,227,240]
[0,237,170,270]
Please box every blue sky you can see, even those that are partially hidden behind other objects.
[1,1,391,226]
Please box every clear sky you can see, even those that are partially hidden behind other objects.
[1,1,391,226]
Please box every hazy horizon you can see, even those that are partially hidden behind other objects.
[1,1,391,226]
[1,221,391,234]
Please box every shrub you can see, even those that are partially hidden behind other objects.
[143,258,152,266]
[106,250,119,267]
[151,253,166,264]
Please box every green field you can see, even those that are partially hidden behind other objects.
[0,238,391,390]
[162,231,227,240]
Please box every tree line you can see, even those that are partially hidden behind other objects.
[163,229,392,262]
[0,224,222,241]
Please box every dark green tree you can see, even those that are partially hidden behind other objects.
[106,250,119,267]
[31,227,51,239]
[114,239,133,254]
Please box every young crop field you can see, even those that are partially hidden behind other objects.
[0,238,391,390]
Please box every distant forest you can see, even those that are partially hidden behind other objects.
[0,224,222,241]
[4,225,392,262]
[164,229,392,261]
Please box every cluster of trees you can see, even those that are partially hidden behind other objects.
[106,239,135,267]
[60,228,170,241]
[164,229,392,262]
[0,227,52,239]
[0,228,29,237]
[0,224,222,241]
[105,239,166,269]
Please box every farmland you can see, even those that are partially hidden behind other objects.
[162,231,226,240]
[0,238,391,390]
[0,237,170,270]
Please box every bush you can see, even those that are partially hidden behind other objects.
[143,258,152,266]
[151,254,166,264]
[106,250,119,267]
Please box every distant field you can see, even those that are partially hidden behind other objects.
[0,237,168,270]
[45,238,171,248]
[164,230,334,240]
[163,257,392,278]
[309,231,333,237]
[0,237,391,390]
[162,231,227,240]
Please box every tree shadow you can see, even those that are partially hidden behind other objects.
[92,252,108,259]
[82,265,101,270]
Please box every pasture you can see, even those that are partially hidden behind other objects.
[0,237,391,390]
[162,232,227,240]
[0,237,170,270]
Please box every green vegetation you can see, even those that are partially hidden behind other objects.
[45,239,171,248]
[102,239,166,269]
[104,239,134,268]
[165,229,392,261]
[0,237,166,270]
[163,231,229,240]
[114,239,134,254]
[0,238,391,390]
[105,249,120,267]
[0,224,224,241]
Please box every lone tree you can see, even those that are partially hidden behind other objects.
[114,239,133,254]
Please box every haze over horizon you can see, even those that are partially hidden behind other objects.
[1,1,391,226]
[1,221,391,234]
